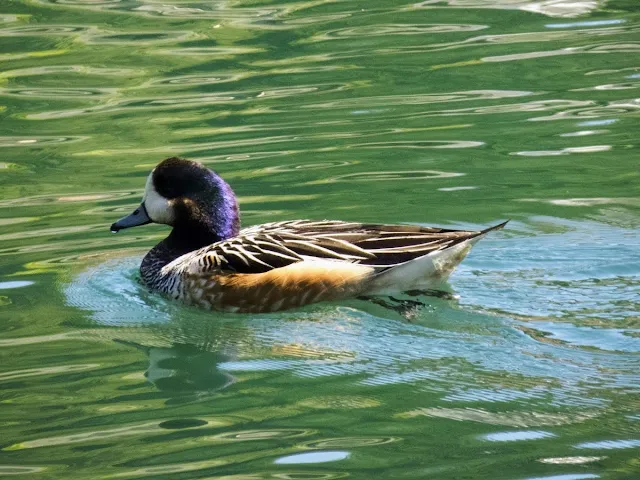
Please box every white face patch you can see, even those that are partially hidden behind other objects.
[143,173,175,225]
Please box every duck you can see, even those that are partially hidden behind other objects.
[111,157,507,313]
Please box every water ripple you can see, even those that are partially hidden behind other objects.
[414,1,605,18]
[147,72,247,87]
[575,439,640,450]
[513,145,611,156]
[528,98,640,121]
[0,65,142,78]
[295,90,535,110]
[263,161,354,173]
[350,140,483,149]
[376,24,635,58]
[525,475,599,480]
[0,364,99,381]
[26,84,347,119]
[37,0,123,6]
[0,465,46,475]
[538,456,606,464]
[306,170,465,184]
[132,2,281,22]
[153,46,263,56]
[0,14,21,24]
[87,31,192,44]
[275,451,350,464]
[0,191,138,208]
[399,407,597,427]
[302,437,398,448]
[303,23,487,43]
[0,136,88,147]
[482,430,556,442]
[0,24,90,35]
[208,429,312,442]
[0,87,115,97]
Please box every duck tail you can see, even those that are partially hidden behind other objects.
[462,219,509,246]
[367,220,508,294]
[479,219,509,235]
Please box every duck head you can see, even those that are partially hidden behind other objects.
[111,157,240,245]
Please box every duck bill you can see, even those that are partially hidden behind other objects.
[110,203,151,233]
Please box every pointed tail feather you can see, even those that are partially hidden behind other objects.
[367,220,508,294]
[479,219,509,235]
[464,219,509,246]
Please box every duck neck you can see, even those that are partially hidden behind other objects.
[140,225,229,288]
[169,223,226,257]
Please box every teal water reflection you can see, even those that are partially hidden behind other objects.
[1,0,639,478]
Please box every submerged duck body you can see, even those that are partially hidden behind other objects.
[111,157,506,313]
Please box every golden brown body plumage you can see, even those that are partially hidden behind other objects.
[183,258,373,313]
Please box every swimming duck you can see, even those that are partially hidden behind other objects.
[111,157,506,313]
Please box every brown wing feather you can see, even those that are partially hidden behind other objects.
[188,220,501,276]
[240,220,485,268]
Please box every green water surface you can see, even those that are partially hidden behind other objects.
[0,0,639,478]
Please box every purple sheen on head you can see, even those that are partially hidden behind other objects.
[147,157,242,254]
[214,176,240,240]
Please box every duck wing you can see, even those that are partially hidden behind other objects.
[188,220,505,275]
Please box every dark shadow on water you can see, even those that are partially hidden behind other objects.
[114,339,235,402]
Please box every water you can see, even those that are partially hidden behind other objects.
[1,0,639,478]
